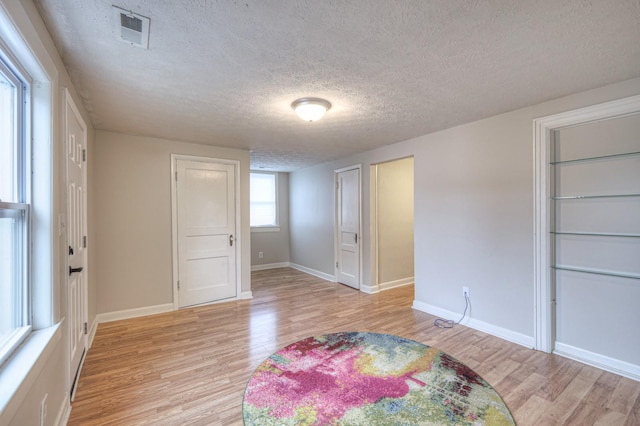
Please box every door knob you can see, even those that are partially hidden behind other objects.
[69,266,84,276]
[229,234,234,246]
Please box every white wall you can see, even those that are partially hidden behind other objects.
[289,77,640,348]
[94,131,251,314]
[0,1,95,424]
[6,341,66,426]
[251,172,291,267]
[376,157,414,286]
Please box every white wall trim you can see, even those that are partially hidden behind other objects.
[240,291,253,299]
[412,300,535,349]
[359,283,378,294]
[533,94,640,352]
[290,263,336,282]
[554,343,640,382]
[369,156,415,298]
[251,262,290,271]
[87,318,98,348]
[369,163,379,295]
[363,276,414,294]
[95,303,174,323]
[379,276,414,291]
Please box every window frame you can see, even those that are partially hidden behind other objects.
[250,171,280,232]
[0,52,32,367]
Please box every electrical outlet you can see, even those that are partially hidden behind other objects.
[258,251,263,259]
[40,393,48,426]
[462,286,470,298]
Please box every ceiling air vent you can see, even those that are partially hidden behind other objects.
[112,6,150,49]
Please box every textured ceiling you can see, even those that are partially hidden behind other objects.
[34,0,640,171]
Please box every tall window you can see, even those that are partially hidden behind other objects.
[250,172,278,228]
[0,56,30,366]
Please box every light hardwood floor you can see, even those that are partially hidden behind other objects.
[69,268,640,425]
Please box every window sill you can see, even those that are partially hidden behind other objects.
[251,226,281,233]
[0,322,62,425]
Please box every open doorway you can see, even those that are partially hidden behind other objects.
[368,157,414,293]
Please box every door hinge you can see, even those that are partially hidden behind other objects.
[336,181,339,190]
[336,261,339,268]
[175,170,178,181]
[82,149,86,162]
[177,280,180,290]
[83,235,87,248]
[84,322,88,335]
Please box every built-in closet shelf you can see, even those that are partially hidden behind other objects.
[550,231,640,238]
[552,193,640,200]
[552,266,640,280]
[550,150,640,165]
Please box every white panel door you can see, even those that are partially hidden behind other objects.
[336,168,360,288]
[66,90,88,393]
[177,160,236,307]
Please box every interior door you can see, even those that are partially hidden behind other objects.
[336,167,360,289]
[176,159,237,307]
[66,90,88,395]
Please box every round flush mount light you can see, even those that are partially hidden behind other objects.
[291,97,332,122]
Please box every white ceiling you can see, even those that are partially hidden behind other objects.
[34,0,640,171]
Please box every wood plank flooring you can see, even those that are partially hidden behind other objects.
[69,268,640,425]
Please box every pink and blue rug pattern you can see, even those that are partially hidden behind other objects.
[243,332,515,425]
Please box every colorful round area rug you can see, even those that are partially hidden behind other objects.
[243,332,515,425]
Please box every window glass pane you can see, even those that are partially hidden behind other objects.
[0,70,17,203]
[0,55,29,365]
[250,173,277,226]
[0,209,25,342]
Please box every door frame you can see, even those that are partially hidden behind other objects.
[333,164,362,289]
[368,156,415,294]
[64,88,88,399]
[533,94,640,352]
[170,154,242,310]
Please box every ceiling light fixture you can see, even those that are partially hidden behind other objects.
[291,97,332,122]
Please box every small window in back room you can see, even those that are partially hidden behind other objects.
[250,172,278,228]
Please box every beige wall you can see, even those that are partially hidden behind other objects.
[251,172,291,266]
[94,131,251,314]
[377,157,414,285]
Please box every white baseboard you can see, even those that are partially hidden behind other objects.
[241,291,253,299]
[412,300,535,349]
[55,392,71,426]
[554,342,640,382]
[289,263,335,282]
[87,318,98,348]
[360,283,378,294]
[379,276,414,291]
[96,303,174,323]
[251,262,290,271]
[360,277,414,294]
